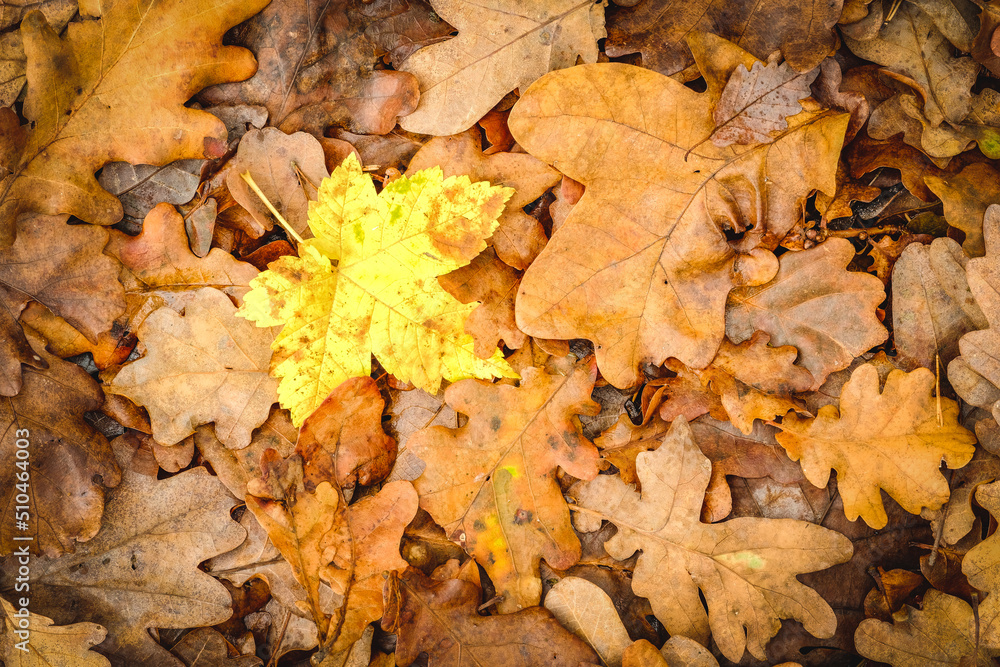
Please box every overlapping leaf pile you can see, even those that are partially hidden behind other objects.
[7,0,1000,665]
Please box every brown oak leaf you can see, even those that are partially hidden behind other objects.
[1,330,120,557]
[0,0,267,245]
[1,213,123,395]
[925,163,1000,258]
[775,363,976,529]
[199,0,421,136]
[382,567,599,666]
[570,417,853,661]
[106,287,278,448]
[726,238,888,389]
[950,205,1000,425]
[509,34,848,387]
[605,0,841,77]
[408,358,601,612]
[0,597,109,667]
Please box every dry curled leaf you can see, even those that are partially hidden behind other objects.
[383,567,599,666]
[726,238,889,389]
[571,417,853,662]
[0,0,267,245]
[106,287,279,448]
[238,154,515,426]
[775,363,976,529]
[509,34,847,388]
[408,359,600,612]
[399,0,607,135]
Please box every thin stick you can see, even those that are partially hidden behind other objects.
[266,608,291,667]
[240,171,306,245]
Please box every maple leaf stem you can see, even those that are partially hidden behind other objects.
[240,171,307,245]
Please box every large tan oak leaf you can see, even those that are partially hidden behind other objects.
[570,417,852,662]
[775,364,976,530]
[399,0,607,136]
[408,359,601,612]
[0,597,110,667]
[3,445,245,666]
[0,0,268,246]
[106,287,278,448]
[508,34,848,388]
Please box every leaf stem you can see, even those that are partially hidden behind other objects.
[240,171,307,245]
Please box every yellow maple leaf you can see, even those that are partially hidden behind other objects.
[238,154,518,425]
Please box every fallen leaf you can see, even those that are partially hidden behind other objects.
[605,0,841,77]
[543,576,632,667]
[382,567,599,666]
[97,159,203,225]
[438,247,527,356]
[843,2,977,128]
[0,0,76,106]
[406,130,560,270]
[199,0,419,136]
[0,330,120,557]
[408,359,600,611]
[949,205,1000,424]
[1,213,123,395]
[237,154,516,426]
[17,301,135,370]
[384,386,457,484]
[106,287,279,448]
[7,443,245,665]
[962,481,1000,644]
[711,54,820,147]
[398,0,607,135]
[509,35,848,387]
[810,58,870,142]
[170,627,262,667]
[622,637,720,667]
[297,376,396,489]
[855,589,999,666]
[775,363,976,529]
[570,417,853,661]
[726,238,888,389]
[925,163,1000,258]
[224,128,330,239]
[0,596,110,667]
[0,0,267,245]
[892,237,987,371]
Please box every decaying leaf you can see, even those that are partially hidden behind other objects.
[621,637,720,667]
[406,130,560,269]
[892,237,986,371]
[200,0,424,136]
[510,34,847,387]
[6,444,245,665]
[0,0,267,245]
[543,576,632,667]
[408,359,601,612]
[0,330,120,557]
[855,589,1000,666]
[726,238,888,389]
[0,213,123,396]
[775,363,976,529]
[383,567,599,666]
[0,597,110,667]
[605,0,841,76]
[571,417,853,661]
[950,205,1000,427]
[238,154,516,426]
[925,163,1000,258]
[106,287,279,448]
[399,0,607,135]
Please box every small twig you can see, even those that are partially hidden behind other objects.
[883,0,903,26]
[928,502,947,567]
[240,171,306,245]
[815,224,906,241]
[478,595,503,612]
[292,161,320,193]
